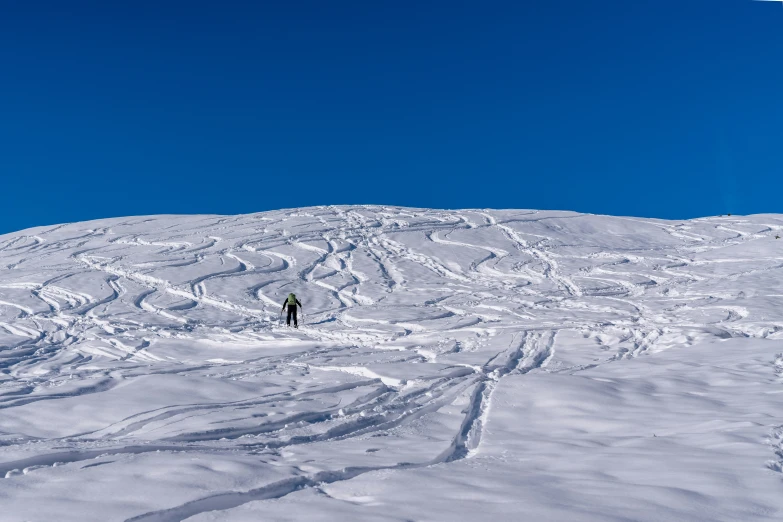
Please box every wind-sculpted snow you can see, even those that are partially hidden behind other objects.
[1,206,783,521]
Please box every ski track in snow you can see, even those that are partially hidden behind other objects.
[0,206,782,521]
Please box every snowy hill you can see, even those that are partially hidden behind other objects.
[1,206,783,521]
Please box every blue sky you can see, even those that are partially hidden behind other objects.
[1,1,782,234]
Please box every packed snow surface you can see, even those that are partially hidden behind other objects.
[1,206,783,521]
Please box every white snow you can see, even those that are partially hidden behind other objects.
[0,206,782,521]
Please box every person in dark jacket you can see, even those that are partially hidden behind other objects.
[281,293,303,327]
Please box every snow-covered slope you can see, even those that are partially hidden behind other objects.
[1,206,782,521]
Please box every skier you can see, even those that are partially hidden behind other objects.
[281,293,303,328]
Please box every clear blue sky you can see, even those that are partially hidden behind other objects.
[1,1,782,234]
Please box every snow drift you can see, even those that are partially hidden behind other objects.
[0,206,782,521]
